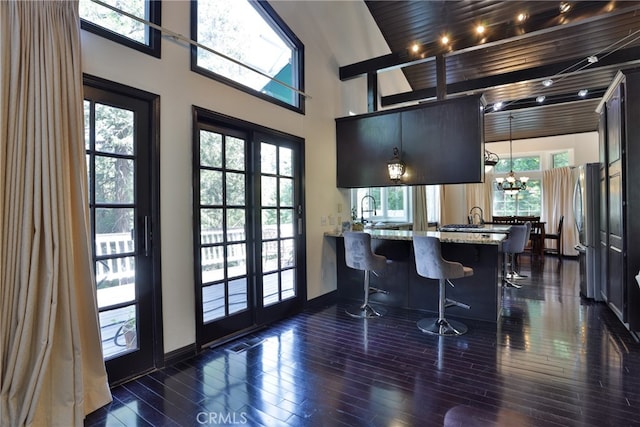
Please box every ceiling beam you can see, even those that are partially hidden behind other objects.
[339,50,428,81]
[380,46,640,107]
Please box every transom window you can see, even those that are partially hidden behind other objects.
[79,0,161,57]
[192,0,304,112]
[494,155,540,174]
[552,151,570,168]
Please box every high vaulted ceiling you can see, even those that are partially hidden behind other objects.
[341,1,640,142]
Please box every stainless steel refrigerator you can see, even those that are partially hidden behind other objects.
[573,163,602,300]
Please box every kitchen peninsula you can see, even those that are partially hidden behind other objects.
[326,229,507,323]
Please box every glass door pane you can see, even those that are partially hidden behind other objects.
[84,82,157,384]
[193,112,305,346]
[86,101,140,359]
[260,143,297,307]
[196,126,252,343]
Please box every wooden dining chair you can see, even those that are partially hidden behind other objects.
[544,216,564,257]
[492,216,515,224]
[526,221,546,260]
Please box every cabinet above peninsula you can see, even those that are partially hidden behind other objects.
[335,94,485,188]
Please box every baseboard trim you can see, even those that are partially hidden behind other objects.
[305,290,338,309]
[164,343,198,367]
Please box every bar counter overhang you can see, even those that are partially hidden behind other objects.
[325,229,508,323]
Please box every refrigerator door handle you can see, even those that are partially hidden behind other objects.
[573,178,580,234]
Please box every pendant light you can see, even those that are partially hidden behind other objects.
[495,114,528,195]
[387,147,405,183]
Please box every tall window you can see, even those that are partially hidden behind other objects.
[492,155,542,216]
[79,0,161,57]
[192,0,305,112]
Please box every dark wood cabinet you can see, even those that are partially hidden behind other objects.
[599,170,608,302]
[607,169,625,320]
[335,112,401,187]
[335,94,484,188]
[599,110,609,301]
[597,68,640,337]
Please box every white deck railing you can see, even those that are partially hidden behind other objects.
[96,226,290,358]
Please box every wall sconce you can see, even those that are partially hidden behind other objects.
[387,147,405,183]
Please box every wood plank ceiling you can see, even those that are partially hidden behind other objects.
[348,1,640,142]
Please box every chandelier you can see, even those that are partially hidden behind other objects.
[495,114,528,195]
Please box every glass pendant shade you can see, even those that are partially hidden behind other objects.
[388,147,405,183]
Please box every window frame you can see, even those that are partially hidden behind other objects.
[190,0,305,114]
[80,0,162,58]
[350,185,441,226]
[492,177,542,216]
[351,187,411,223]
[488,147,576,216]
[551,150,572,168]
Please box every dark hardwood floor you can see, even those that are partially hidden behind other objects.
[85,256,640,426]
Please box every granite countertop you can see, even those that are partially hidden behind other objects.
[438,224,512,234]
[324,229,506,245]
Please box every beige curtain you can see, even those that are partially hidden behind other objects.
[465,179,493,222]
[412,186,429,231]
[0,2,112,426]
[439,185,449,225]
[542,166,578,256]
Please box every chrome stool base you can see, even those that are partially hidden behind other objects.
[346,303,387,318]
[507,271,527,279]
[417,317,468,336]
[503,279,523,289]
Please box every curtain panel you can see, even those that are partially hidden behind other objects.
[0,2,111,426]
[542,167,578,256]
[412,186,429,231]
[464,179,493,223]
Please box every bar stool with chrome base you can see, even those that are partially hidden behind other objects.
[413,235,473,336]
[502,222,530,288]
[343,231,389,318]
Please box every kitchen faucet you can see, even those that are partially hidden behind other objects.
[469,206,484,225]
[361,195,377,224]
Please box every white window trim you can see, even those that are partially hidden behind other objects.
[350,187,411,223]
[350,185,441,225]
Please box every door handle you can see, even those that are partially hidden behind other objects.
[144,216,151,257]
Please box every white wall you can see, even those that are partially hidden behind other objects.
[486,132,599,167]
[81,0,405,353]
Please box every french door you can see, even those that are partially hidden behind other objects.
[194,109,305,347]
[84,77,161,384]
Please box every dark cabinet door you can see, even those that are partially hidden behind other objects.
[604,81,626,323]
[336,113,401,188]
[606,85,622,165]
[598,111,607,167]
[600,172,608,301]
[607,168,625,321]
